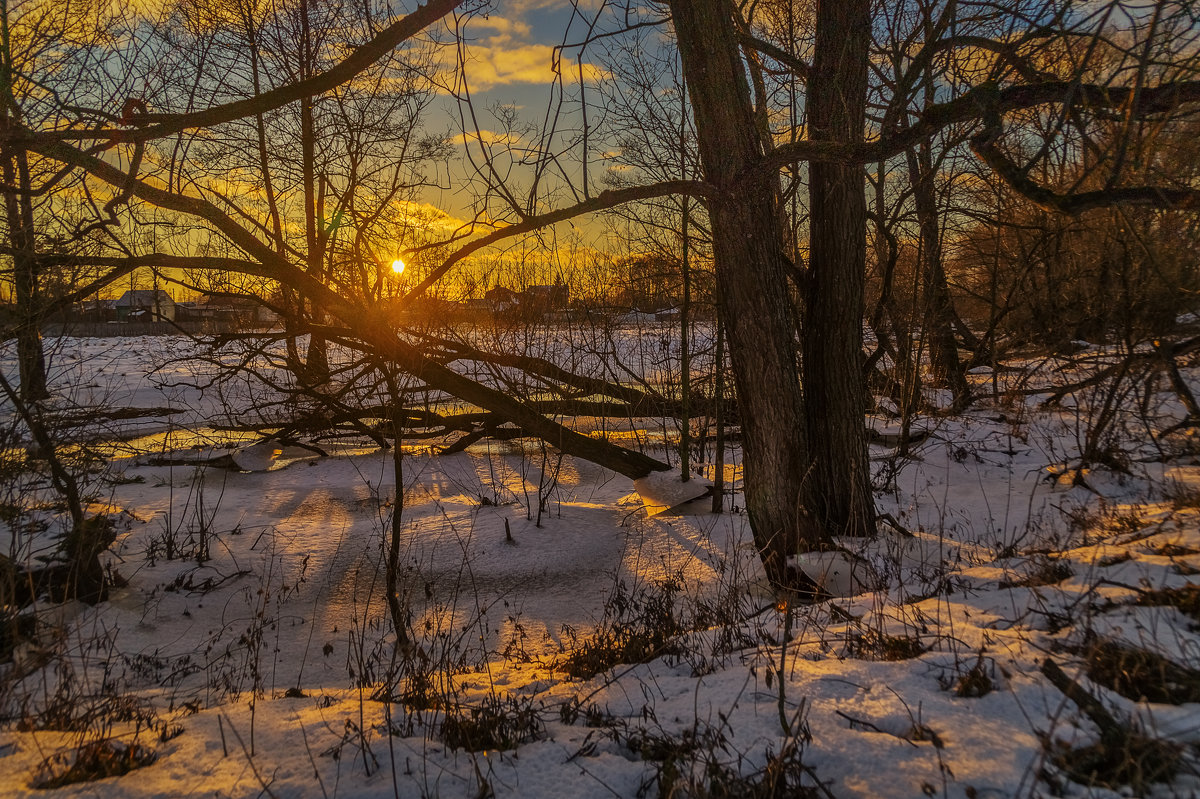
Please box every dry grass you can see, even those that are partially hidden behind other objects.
[438,694,543,752]
[555,577,686,680]
[844,630,928,661]
[1083,639,1200,705]
[1050,731,1181,793]
[999,555,1073,588]
[31,739,158,789]
[1136,583,1200,623]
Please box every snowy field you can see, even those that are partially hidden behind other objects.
[1,334,1199,798]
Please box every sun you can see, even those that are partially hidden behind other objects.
[391,258,406,274]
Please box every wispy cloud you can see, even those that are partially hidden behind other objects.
[393,200,471,242]
[467,15,532,38]
[449,129,527,147]
[441,13,607,92]
[459,41,605,91]
[504,0,605,14]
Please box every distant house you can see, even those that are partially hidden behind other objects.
[173,301,201,322]
[482,283,570,319]
[115,290,175,322]
[193,292,277,327]
[78,299,118,323]
[484,285,521,313]
[522,283,569,311]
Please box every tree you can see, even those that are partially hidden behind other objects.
[666,0,824,583]
[10,0,1200,597]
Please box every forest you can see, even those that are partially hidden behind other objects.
[1,0,1200,796]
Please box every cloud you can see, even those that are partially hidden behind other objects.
[504,0,606,14]
[393,200,472,243]
[449,129,527,147]
[436,13,607,92]
[467,15,532,38]
[456,41,607,91]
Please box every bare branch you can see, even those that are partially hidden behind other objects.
[761,79,1200,173]
[401,180,716,299]
[970,110,1200,214]
[31,140,671,479]
[736,31,811,81]
[25,0,463,146]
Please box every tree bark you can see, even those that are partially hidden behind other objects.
[908,144,969,408]
[2,148,47,402]
[299,0,330,384]
[669,0,823,584]
[803,0,876,539]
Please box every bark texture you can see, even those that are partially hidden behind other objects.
[669,0,823,583]
[803,0,876,539]
[909,145,969,407]
[2,149,47,402]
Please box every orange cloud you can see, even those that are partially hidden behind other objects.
[458,41,607,91]
[438,14,608,92]
[467,15,532,38]
[449,129,527,147]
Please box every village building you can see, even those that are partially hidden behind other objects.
[114,289,176,322]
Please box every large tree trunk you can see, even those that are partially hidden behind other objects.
[0,2,46,403]
[669,0,824,585]
[803,0,876,539]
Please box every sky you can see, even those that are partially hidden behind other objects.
[422,0,625,230]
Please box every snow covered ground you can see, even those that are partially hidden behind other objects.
[1,334,1198,798]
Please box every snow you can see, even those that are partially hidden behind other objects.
[1,335,1199,798]
[632,470,711,514]
[230,442,283,472]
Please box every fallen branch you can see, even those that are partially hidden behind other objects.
[1041,658,1123,745]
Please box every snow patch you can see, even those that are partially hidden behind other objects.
[230,442,281,471]
[792,550,870,596]
[633,470,711,515]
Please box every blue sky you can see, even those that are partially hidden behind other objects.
[423,1,617,221]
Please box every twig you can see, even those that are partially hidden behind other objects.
[1040,658,1123,744]
[297,718,330,799]
[835,709,877,732]
[833,710,918,747]
[220,712,279,798]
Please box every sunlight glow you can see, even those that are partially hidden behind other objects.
[391,259,406,274]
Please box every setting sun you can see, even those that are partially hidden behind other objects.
[391,258,406,274]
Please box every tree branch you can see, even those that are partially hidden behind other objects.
[970,106,1200,214]
[760,79,1200,173]
[400,180,716,299]
[30,141,671,479]
[736,31,811,81]
[24,0,463,146]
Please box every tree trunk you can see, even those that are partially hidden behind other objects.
[711,314,726,514]
[803,0,876,539]
[909,144,970,409]
[299,0,329,384]
[669,0,824,585]
[2,151,47,402]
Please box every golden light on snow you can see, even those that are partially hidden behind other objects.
[391,258,406,274]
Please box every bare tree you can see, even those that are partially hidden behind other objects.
[10,0,1200,594]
